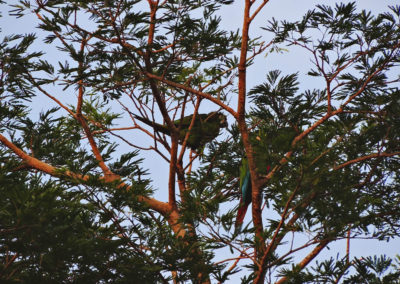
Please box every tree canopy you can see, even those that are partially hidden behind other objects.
[1,1,400,283]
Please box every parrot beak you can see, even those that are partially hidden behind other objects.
[219,114,228,128]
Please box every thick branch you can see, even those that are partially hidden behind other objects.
[0,133,170,215]
[237,0,265,262]
[143,1,181,210]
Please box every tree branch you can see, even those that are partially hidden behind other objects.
[334,151,400,171]
[275,239,330,284]
[0,133,170,215]
[249,0,270,22]
[144,72,237,118]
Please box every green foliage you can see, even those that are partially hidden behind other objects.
[0,163,163,283]
[277,255,400,283]
[1,1,400,283]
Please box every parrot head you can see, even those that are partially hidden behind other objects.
[204,112,228,129]
[217,113,228,128]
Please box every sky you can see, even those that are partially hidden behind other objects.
[1,0,399,282]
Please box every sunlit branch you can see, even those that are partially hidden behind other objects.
[249,0,270,23]
[0,133,170,215]
[275,239,330,284]
[334,151,400,171]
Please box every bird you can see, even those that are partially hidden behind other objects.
[235,157,271,228]
[133,112,228,151]
[234,124,294,229]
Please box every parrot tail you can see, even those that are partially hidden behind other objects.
[235,163,271,230]
[133,114,170,135]
[235,201,250,227]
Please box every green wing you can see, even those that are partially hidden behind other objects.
[239,158,248,190]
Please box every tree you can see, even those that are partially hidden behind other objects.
[1,0,400,283]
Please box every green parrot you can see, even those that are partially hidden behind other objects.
[235,125,297,228]
[235,157,271,228]
[133,112,228,151]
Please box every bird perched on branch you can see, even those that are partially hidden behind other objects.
[235,157,271,228]
[234,124,295,229]
[133,112,228,151]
